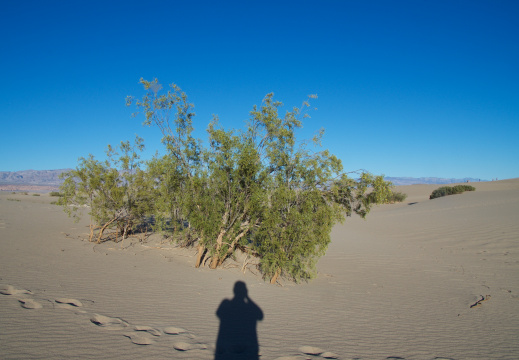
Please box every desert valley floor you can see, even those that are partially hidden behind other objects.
[1,179,518,360]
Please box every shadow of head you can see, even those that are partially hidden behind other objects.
[233,281,247,300]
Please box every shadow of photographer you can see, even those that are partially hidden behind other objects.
[215,281,263,360]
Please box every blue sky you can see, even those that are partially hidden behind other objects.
[1,0,518,180]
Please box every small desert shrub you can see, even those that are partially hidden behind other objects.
[32,193,40,196]
[430,185,476,199]
[49,191,62,197]
[453,185,476,193]
[7,198,21,202]
[22,192,28,195]
[388,191,407,203]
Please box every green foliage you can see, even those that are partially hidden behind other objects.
[254,186,336,282]
[383,191,407,203]
[61,78,393,283]
[455,184,476,192]
[59,136,153,242]
[49,191,62,197]
[144,154,187,236]
[429,185,476,199]
[32,193,40,196]
[126,79,393,282]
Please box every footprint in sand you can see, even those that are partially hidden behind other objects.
[0,284,32,296]
[275,355,338,360]
[163,326,187,335]
[18,298,42,309]
[54,298,86,312]
[90,313,129,330]
[299,346,324,356]
[124,327,207,349]
[3,283,210,351]
[133,325,161,337]
[123,332,155,345]
[55,298,83,307]
[172,341,208,351]
[163,327,209,351]
[293,346,339,359]
[321,352,339,359]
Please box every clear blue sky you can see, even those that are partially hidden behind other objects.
[1,0,518,180]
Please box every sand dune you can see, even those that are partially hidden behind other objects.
[1,180,518,359]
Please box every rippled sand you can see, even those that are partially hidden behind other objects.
[1,179,518,359]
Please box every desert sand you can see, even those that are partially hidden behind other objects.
[1,179,518,360]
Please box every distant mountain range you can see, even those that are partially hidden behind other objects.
[0,169,486,188]
[0,169,71,186]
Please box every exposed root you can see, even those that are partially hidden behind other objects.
[470,295,491,308]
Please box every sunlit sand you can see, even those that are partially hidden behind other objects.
[1,179,518,359]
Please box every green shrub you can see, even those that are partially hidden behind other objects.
[62,78,393,284]
[452,184,476,192]
[388,191,407,203]
[370,190,407,204]
[49,191,62,197]
[131,79,392,283]
[430,185,475,199]
[59,137,153,244]
[32,193,40,196]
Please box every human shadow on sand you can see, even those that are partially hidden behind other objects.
[215,281,263,360]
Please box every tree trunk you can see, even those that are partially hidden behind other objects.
[89,218,95,242]
[241,253,250,273]
[97,217,117,244]
[210,255,220,269]
[122,220,132,240]
[195,245,206,268]
[220,228,249,265]
[270,267,281,284]
[210,228,227,269]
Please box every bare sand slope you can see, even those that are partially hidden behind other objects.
[1,180,518,360]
